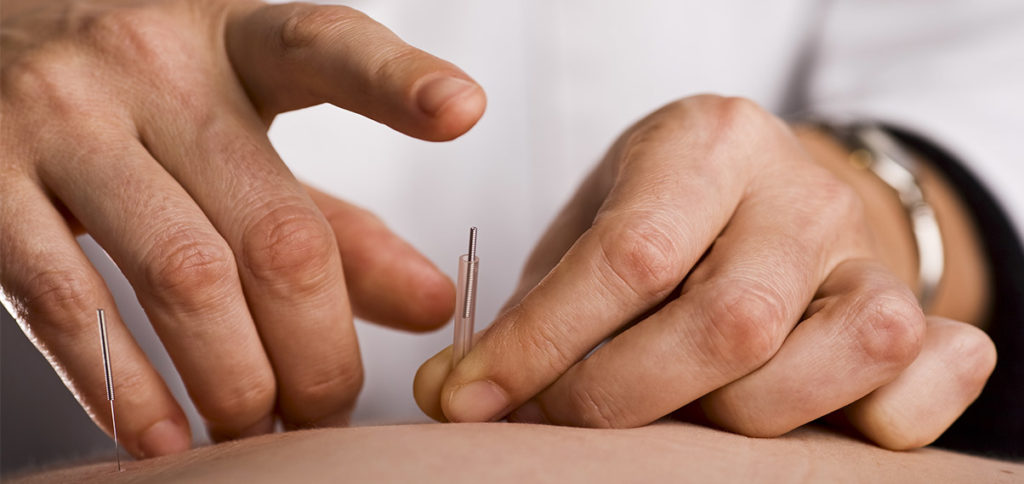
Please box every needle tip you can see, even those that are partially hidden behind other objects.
[468,227,478,260]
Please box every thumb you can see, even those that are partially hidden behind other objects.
[413,330,488,422]
[227,2,486,141]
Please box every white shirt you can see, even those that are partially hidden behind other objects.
[6,0,1023,460]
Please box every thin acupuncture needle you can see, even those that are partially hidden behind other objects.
[453,227,479,366]
[97,309,122,472]
[463,226,478,319]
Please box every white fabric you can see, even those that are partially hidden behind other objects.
[76,0,1024,440]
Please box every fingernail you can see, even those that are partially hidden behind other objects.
[417,76,475,116]
[508,400,549,424]
[139,419,190,458]
[446,380,510,423]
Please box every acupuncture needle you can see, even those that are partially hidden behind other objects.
[97,309,122,472]
[452,227,479,366]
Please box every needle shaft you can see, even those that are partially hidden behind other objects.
[462,227,478,319]
[453,227,480,366]
[97,309,121,472]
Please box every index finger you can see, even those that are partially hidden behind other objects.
[437,97,765,423]
[226,2,486,140]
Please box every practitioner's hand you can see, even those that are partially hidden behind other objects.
[414,95,995,449]
[1,0,484,457]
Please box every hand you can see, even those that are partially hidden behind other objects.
[414,95,995,449]
[1,0,485,457]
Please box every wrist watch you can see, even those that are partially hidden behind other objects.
[823,124,944,310]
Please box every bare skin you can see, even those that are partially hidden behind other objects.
[416,99,995,450]
[1,0,483,457]
[10,422,1022,484]
[0,0,999,461]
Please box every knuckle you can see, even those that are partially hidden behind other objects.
[143,232,236,305]
[713,96,767,128]
[2,51,88,115]
[567,383,627,428]
[78,7,163,60]
[615,116,685,173]
[278,4,366,51]
[649,94,726,121]
[241,203,338,290]
[596,216,683,301]
[202,374,277,427]
[703,96,773,149]
[701,280,788,372]
[852,289,925,366]
[75,5,208,93]
[17,268,95,330]
[624,95,775,172]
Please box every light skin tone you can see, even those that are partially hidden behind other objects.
[0,0,999,460]
[10,423,1023,483]
[1,0,484,457]
[415,97,995,450]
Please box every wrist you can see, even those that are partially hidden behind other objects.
[792,124,990,325]
[793,126,919,287]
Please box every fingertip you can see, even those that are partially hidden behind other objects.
[847,317,998,451]
[348,245,455,332]
[136,415,191,459]
[402,266,456,332]
[312,191,455,330]
[937,319,997,399]
[414,75,487,142]
[507,400,549,425]
[413,348,453,422]
[442,379,511,423]
[416,76,475,117]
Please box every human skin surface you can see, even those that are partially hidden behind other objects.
[415,104,996,450]
[1,0,483,456]
[0,0,999,460]
[10,422,1022,484]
